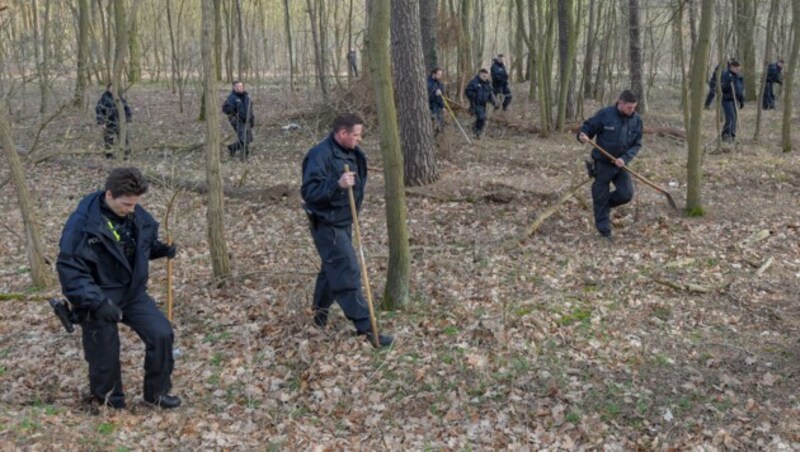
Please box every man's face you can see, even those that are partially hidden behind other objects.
[617,101,637,116]
[479,72,489,82]
[233,82,244,93]
[107,85,113,94]
[105,191,141,217]
[497,56,505,64]
[334,124,364,150]
[730,65,741,74]
[777,61,784,69]
[433,70,443,80]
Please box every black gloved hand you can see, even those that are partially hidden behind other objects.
[739,102,745,109]
[166,244,178,259]
[95,299,122,323]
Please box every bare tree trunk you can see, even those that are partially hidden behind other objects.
[736,0,757,102]
[391,0,438,187]
[73,0,90,107]
[201,0,231,279]
[628,0,645,113]
[235,0,245,81]
[458,0,473,87]
[306,0,330,101]
[112,0,128,156]
[0,101,51,287]
[283,0,295,91]
[420,0,438,71]
[754,0,780,142]
[581,0,596,99]
[556,0,576,130]
[128,6,141,83]
[686,0,714,215]
[366,0,410,309]
[782,0,800,152]
[214,0,222,81]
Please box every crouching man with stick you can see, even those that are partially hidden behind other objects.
[56,167,180,409]
[301,114,393,348]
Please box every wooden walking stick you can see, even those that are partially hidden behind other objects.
[442,96,473,145]
[343,165,380,348]
[163,191,180,322]
[585,138,679,211]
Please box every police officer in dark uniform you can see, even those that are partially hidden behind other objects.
[720,59,744,142]
[301,114,393,348]
[578,90,643,242]
[95,83,132,159]
[57,167,181,409]
[427,67,445,133]
[222,80,255,158]
[490,54,512,111]
[762,59,783,110]
[465,69,497,139]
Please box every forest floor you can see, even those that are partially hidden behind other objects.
[1,81,799,449]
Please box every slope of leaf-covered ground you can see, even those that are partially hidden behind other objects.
[1,82,798,449]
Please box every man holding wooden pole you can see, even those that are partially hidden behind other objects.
[578,90,643,242]
[301,114,393,348]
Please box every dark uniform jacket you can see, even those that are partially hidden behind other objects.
[301,134,367,227]
[95,91,131,127]
[427,76,445,111]
[490,59,509,89]
[222,91,255,128]
[578,105,643,164]
[766,63,783,84]
[57,191,171,312]
[464,76,495,107]
[720,70,745,106]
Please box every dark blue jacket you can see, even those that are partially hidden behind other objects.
[490,59,509,88]
[766,63,783,84]
[222,91,255,128]
[301,134,368,227]
[465,76,495,107]
[427,76,445,111]
[720,69,745,105]
[95,91,131,127]
[578,105,643,164]
[57,191,171,311]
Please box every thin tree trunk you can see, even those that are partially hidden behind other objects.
[754,0,780,142]
[112,0,128,156]
[556,0,576,130]
[201,0,231,279]
[628,0,645,113]
[686,0,714,214]
[736,0,757,102]
[581,0,596,99]
[391,0,438,187]
[236,0,245,81]
[366,0,410,309]
[73,0,90,106]
[420,0,438,71]
[0,101,51,287]
[214,0,222,81]
[283,0,295,91]
[782,0,800,152]
[128,6,141,82]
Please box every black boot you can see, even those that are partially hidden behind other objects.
[358,330,394,348]
[144,394,182,409]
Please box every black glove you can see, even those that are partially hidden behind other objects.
[95,299,122,323]
[166,244,178,259]
[739,102,744,109]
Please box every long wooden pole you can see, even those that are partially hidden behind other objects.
[344,164,380,347]
[164,190,180,322]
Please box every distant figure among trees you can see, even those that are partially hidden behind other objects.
[762,59,784,110]
[347,48,358,78]
[222,81,255,158]
[427,67,445,133]
[95,83,131,159]
[464,69,497,139]
[720,59,745,142]
[490,54,512,111]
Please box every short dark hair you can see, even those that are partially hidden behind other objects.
[729,59,741,67]
[105,167,149,198]
[479,68,489,75]
[497,53,505,58]
[332,113,365,133]
[232,80,243,86]
[431,67,442,75]
[778,59,785,64]
[618,90,638,103]
[106,82,113,89]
